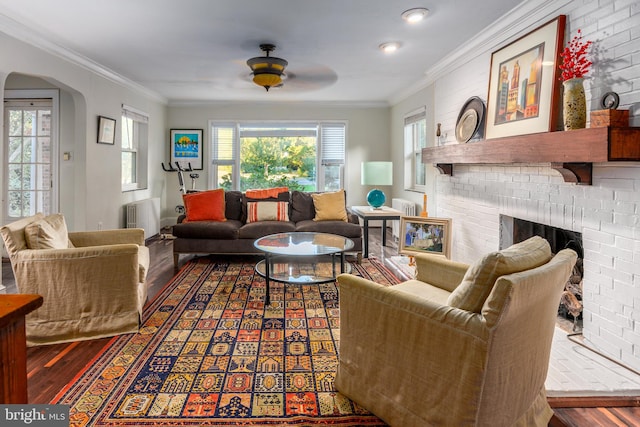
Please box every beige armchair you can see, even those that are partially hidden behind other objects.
[1,213,149,346]
[336,236,577,427]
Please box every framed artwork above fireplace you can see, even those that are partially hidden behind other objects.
[485,15,565,139]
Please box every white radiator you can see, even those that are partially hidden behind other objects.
[391,198,416,240]
[126,197,161,239]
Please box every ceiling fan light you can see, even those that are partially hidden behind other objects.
[247,44,288,91]
[402,7,429,23]
[252,73,283,91]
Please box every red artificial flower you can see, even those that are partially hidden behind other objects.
[559,29,593,81]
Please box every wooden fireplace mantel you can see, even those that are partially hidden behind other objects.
[422,126,640,185]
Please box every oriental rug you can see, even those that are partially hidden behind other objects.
[53,257,400,426]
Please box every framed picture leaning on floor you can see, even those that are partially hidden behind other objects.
[399,216,452,259]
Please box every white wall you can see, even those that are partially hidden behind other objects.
[391,0,640,370]
[0,32,167,231]
[164,103,390,224]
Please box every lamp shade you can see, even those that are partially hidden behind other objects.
[362,162,393,209]
[361,162,393,186]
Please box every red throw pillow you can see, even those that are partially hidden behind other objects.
[183,189,226,222]
[245,187,289,199]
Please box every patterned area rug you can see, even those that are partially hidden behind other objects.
[53,257,399,426]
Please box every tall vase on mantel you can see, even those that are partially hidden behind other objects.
[563,78,587,131]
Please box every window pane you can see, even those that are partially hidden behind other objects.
[37,164,51,190]
[417,120,426,149]
[8,191,22,217]
[216,164,234,190]
[24,192,34,216]
[239,135,315,191]
[23,137,35,162]
[37,137,51,162]
[36,190,50,215]
[8,165,22,190]
[211,122,345,191]
[415,153,425,186]
[122,152,136,185]
[121,117,134,150]
[215,127,235,161]
[9,110,22,135]
[404,114,427,189]
[322,165,341,192]
[321,124,345,164]
[23,110,36,135]
[38,110,51,136]
[23,164,35,190]
[8,137,22,163]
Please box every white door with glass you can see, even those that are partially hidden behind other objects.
[3,93,58,223]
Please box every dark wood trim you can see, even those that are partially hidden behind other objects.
[423,126,640,184]
[550,162,592,185]
[548,395,640,408]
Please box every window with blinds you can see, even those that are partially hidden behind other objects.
[121,105,149,191]
[209,121,346,192]
[404,107,426,191]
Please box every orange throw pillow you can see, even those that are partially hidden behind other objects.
[183,189,226,222]
[245,187,289,199]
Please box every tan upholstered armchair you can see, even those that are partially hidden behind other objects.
[336,236,577,427]
[1,213,149,346]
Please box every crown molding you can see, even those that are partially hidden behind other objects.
[389,0,571,106]
[0,13,167,104]
[167,99,390,109]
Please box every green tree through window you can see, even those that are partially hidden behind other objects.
[212,122,345,192]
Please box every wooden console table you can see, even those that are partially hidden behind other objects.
[0,294,43,403]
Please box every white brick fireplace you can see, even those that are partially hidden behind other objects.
[435,162,640,372]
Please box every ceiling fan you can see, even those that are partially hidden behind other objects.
[245,44,337,92]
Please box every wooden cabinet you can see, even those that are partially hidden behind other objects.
[0,294,43,403]
[422,127,640,185]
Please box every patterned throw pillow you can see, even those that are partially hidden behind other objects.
[246,201,290,223]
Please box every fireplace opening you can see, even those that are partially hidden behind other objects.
[500,216,584,331]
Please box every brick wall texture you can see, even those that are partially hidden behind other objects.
[432,0,640,370]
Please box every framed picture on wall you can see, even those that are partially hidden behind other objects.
[485,15,565,139]
[399,216,452,259]
[170,129,203,170]
[97,116,116,145]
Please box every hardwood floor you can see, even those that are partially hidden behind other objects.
[3,228,638,426]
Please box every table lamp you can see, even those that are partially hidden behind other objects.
[361,161,393,209]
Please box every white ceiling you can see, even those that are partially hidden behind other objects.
[0,0,522,105]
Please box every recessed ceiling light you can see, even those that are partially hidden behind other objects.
[402,7,429,23]
[379,42,400,53]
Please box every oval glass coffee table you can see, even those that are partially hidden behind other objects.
[254,232,354,305]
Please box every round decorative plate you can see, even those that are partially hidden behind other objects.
[455,96,486,143]
[456,108,478,143]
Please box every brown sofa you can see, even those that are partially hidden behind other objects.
[172,190,362,267]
